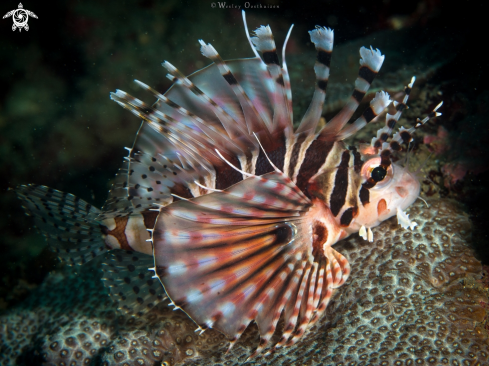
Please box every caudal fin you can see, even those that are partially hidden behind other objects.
[16,184,108,265]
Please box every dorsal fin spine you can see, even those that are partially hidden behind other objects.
[318,46,385,140]
[251,25,293,139]
[296,26,334,135]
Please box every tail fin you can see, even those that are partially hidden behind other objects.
[16,184,108,265]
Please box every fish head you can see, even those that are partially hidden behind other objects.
[354,156,420,229]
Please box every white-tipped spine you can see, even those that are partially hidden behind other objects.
[199,40,218,59]
[408,76,416,88]
[251,25,275,52]
[162,60,177,73]
[359,46,385,72]
[309,26,334,51]
[370,91,391,115]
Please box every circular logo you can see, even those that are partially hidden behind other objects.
[12,9,28,28]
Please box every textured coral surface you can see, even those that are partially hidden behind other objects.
[1,199,487,365]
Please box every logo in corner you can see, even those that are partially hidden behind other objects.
[3,3,37,31]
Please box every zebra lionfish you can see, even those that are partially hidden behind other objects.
[17,11,442,356]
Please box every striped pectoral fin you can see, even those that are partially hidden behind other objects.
[153,171,315,352]
[101,250,167,315]
[16,184,107,266]
[277,245,350,348]
[325,246,350,288]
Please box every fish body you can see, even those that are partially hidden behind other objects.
[16,11,441,355]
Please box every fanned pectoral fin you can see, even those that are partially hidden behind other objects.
[153,171,315,348]
[153,171,351,354]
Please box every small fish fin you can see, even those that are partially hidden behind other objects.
[153,171,315,351]
[101,250,167,315]
[16,184,107,265]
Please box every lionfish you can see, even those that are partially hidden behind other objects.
[17,11,441,356]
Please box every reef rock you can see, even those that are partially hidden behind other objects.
[1,199,488,366]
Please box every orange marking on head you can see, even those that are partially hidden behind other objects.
[377,199,387,216]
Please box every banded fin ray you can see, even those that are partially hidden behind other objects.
[111,22,294,210]
[16,184,107,265]
[152,171,350,352]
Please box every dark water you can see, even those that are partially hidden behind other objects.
[0,0,487,357]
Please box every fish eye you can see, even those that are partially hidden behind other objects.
[371,166,387,182]
[361,157,393,188]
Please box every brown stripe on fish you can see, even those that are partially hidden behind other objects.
[359,185,370,206]
[340,206,357,227]
[305,141,345,203]
[349,146,363,174]
[255,144,286,176]
[215,155,244,190]
[295,139,336,194]
[287,134,307,178]
[289,134,316,183]
[329,150,351,217]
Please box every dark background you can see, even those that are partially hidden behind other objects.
[0,0,486,311]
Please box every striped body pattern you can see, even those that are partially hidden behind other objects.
[16,11,442,357]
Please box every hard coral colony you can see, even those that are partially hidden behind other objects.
[15,11,447,361]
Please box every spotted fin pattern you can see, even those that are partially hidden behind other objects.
[152,170,350,353]
[101,250,167,315]
[16,185,107,265]
[99,160,136,220]
[109,17,301,212]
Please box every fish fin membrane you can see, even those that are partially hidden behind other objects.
[16,184,107,266]
[101,250,167,315]
[153,171,341,351]
[113,57,290,207]
[99,161,136,220]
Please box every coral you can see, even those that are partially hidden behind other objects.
[1,199,487,365]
